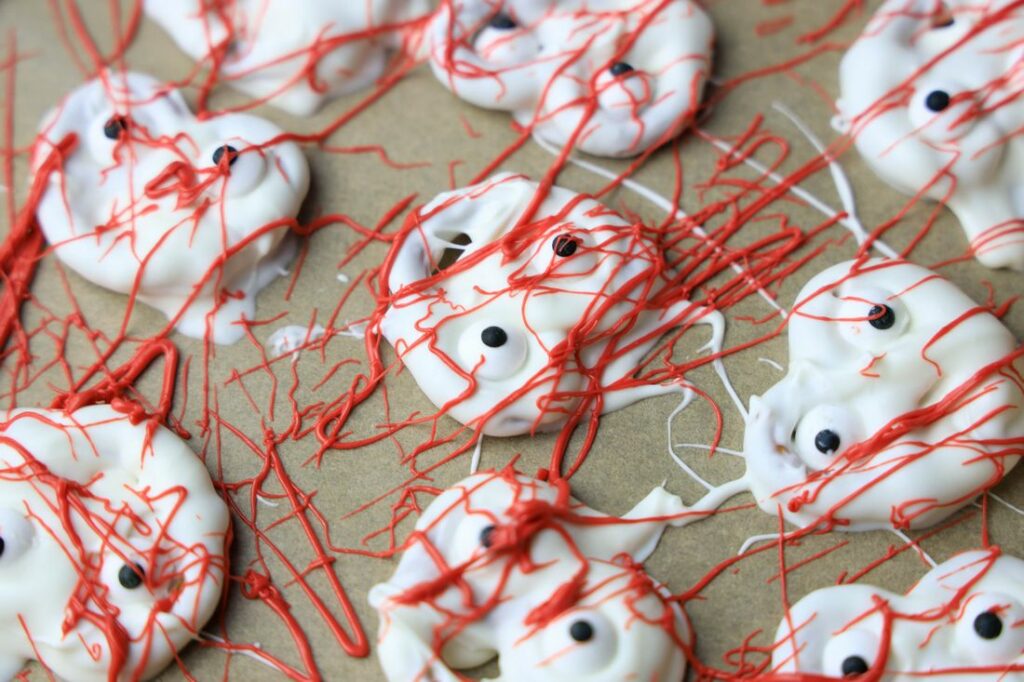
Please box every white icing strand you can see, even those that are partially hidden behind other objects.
[890,528,937,567]
[673,443,744,458]
[533,133,788,319]
[738,532,781,556]
[698,127,901,260]
[771,101,899,259]
[267,324,326,357]
[989,492,1024,517]
[469,436,483,474]
[758,357,785,372]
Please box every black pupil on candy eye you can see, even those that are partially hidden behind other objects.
[815,429,841,455]
[0,536,5,558]
[552,234,578,257]
[925,90,951,112]
[212,144,239,167]
[609,62,635,77]
[118,562,145,589]
[103,116,128,140]
[489,13,516,29]
[841,655,870,676]
[481,326,508,348]
[974,611,1003,639]
[569,620,594,642]
[868,304,895,330]
[480,525,496,548]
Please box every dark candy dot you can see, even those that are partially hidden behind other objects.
[118,562,145,590]
[868,304,895,330]
[925,90,951,112]
[0,536,5,558]
[552,233,578,257]
[609,62,635,77]
[569,620,594,642]
[488,13,516,30]
[103,116,128,140]
[212,144,239,167]
[815,429,841,455]
[841,655,870,677]
[481,326,508,348]
[480,525,496,548]
[974,611,1003,640]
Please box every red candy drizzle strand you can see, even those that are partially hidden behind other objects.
[0,0,1022,680]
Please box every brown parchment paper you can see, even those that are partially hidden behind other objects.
[0,1,1022,680]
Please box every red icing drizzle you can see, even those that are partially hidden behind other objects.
[0,0,1020,680]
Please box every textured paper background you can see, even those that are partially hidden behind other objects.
[0,1,1022,680]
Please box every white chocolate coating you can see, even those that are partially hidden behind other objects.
[836,0,1024,270]
[380,173,720,437]
[427,0,714,158]
[0,405,230,681]
[368,468,689,681]
[33,72,309,344]
[743,258,1023,531]
[145,0,432,115]
[774,549,1024,679]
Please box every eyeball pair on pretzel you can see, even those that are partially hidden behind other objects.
[0,405,229,681]
[740,258,1023,531]
[427,0,714,157]
[379,173,720,437]
[368,467,690,681]
[774,549,1024,679]
[146,0,432,115]
[32,71,309,344]
[836,0,1024,270]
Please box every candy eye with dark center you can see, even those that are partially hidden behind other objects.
[488,13,516,29]
[552,233,579,257]
[974,611,1003,639]
[841,655,870,677]
[569,619,594,642]
[814,429,841,455]
[609,62,635,77]
[925,90,951,112]
[103,115,129,140]
[868,304,895,330]
[212,144,239,167]
[118,562,146,589]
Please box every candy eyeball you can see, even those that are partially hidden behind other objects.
[538,609,618,674]
[793,404,864,470]
[954,592,1024,664]
[474,12,540,67]
[834,285,909,353]
[529,230,602,279]
[450,510,503,567]
[908,81,978,144]
[0,509,34,563]
[595,63,654,117]
[202,140,268,197]
[822,628,881,678]
[457,320,530,381]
